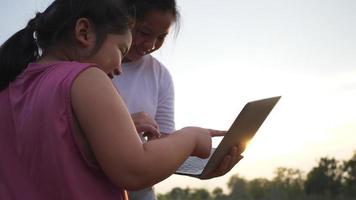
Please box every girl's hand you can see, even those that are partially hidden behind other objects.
[180,127,226,159]
[207,129,226,137]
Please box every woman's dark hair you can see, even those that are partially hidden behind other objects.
[128,0,180,36]
[128,0,179,22]
[0,0,132,91]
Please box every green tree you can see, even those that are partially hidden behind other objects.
[342,151,356,198]
[158,151,356,200]
[305,157,343,197]
[189,188,212,200]
[271,167,305,199]
[212,187,228,200]
[157,194,170,200]
[227,174,250,199]
[247,178,270,200]
[157,187,191,200]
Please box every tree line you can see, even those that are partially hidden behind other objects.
[158,151,356,200]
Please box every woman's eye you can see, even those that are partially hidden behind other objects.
[139,30,150,36]
[157,36,166,42]
[119,48,127,56]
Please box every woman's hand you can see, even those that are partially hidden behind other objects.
[201,146,244,179]
[131,112,161,140]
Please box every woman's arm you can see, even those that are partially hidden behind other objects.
[71,67,213,190]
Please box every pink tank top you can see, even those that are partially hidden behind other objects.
[0,62,124,199]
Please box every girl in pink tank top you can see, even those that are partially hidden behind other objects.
[0,0,133,199]
[0,0,238,199]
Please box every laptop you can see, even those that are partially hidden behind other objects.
[175,96,281,178]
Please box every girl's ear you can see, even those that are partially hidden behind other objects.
[74,18,95,48]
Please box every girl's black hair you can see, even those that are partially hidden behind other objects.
[128,0,179,22]
[0,0,132,91]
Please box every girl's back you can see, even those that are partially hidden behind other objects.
[0,62,124,200]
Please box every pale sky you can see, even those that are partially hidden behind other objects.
[1,0,355,194]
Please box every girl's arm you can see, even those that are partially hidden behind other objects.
[71,67,213,190]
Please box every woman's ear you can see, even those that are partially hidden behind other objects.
[74,18,95,48]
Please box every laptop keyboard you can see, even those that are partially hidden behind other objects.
[176,148,216,175]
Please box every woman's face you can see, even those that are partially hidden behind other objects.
[125,10,175,62]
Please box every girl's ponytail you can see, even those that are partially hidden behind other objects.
[0,13,41,91]
[0,0,132,91]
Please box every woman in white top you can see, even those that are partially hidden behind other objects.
[112,0,241,199]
